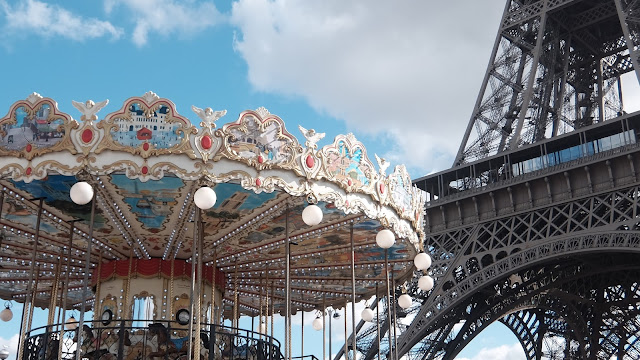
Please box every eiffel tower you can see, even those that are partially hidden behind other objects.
[348,1,640,359]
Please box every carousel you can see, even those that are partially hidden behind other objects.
[0,91,432,360]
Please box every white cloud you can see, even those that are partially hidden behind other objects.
[0,0,122,41]
[0,334,19,359]
[456,343,526,360]
[104,0,223,46]
[230,0,504,176]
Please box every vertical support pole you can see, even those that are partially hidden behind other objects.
[376,283,380,360]
[391,273,398,360]
[384,249,392,360]
[328,308,332,360]
[349,223,356,360]
[76,194,96,360]
[233,257,239,329]
[285,203,291,360]
[194,211,204,360]
[212,250,217,324]
[187,210,198,360]
[58,220,77,360]
[322,294,326,360]
[301,308,304,357]
[18,197,44,360]
[343,303,347,360]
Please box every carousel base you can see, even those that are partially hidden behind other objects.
[23,320,284,360]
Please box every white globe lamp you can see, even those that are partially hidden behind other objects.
[361,308,374,322]
[257,322,267,334]
[398,294,412,309]
[70,182,94,205]
[65,315,78,330]
[194,186,217,210]
[376,229,395,249]
[0,305,12,322]
[312,316,323,331]
[418,275,434,292]
[0,345,9,360]
[414,252,432,270]
[302,204,323,226]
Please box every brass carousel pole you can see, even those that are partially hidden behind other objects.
[187,209,202,360]
[349,222,357,360]
[17,197,44,360]
[343,302,347,360]
[301,308,304,357]
[58,220,77,360]
[75,192,96,360]
[322,294,326,360]
[284,203,291,360]
[376,284,380,360]
[384,248,392,360]
[391,273,398,360]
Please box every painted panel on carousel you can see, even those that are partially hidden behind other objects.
[97,91,196,158]
[10,175,108,232]
[0,93,77,160]
[110,174,185,231]
[390,165,413,216]
[322,133,376,192]
[200,183,280,250]
[216,107,302,170]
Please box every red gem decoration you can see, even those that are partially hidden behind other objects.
[256,178,262,186]
[81,129,93,143]
[143,143,150,151]
[142,166,148,175]
[379,183,385,194]
[201,135,212,150]
[258,156,264,164]
[26,144,32,153]
[305,155,315,168]
[348,179,352,186]
[26,167,32,175]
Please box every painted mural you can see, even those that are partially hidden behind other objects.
[110,174,185,230]
[324,139,373,187]
[110,103,182,149]
[0,105,65,151]
[10,175,108,231]
[226,114,297,165]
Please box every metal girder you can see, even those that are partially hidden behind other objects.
[456,0,635,166]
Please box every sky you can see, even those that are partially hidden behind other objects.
[1,1,637,360]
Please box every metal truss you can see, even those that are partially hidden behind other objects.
[348,2,640,359]
[455,0,640,165]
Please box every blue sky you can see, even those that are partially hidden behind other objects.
[3,1,638,360]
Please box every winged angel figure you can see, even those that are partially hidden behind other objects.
[72,99,109,121]
[298,125,325,149]
[375,154,390,175]
[192,106,226,129]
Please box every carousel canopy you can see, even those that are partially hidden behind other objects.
[0,91,426,316]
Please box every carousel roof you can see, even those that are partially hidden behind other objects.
[0,91,426,316]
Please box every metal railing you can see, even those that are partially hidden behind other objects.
[23,320,284,360]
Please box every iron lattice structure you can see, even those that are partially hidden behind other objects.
[349,1,640,359]
[456,0,640,165]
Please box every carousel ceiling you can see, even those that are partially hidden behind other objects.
[0,91,426,316]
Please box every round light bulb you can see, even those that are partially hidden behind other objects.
[0,307,12,322]
[70,182,94,205]
[0,345,9,360]
[361,308,374,322]
[302,204,323,226]
[376,229,395,249]
[418,275,434,292]
[398,294,412,309]
[414,252,432,270]
[312,317,323,331]
[194,186,217,210]
[66,316,78,330]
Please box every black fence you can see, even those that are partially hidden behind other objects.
[23,320,284,360]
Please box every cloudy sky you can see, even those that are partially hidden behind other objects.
[0,0,530,359]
